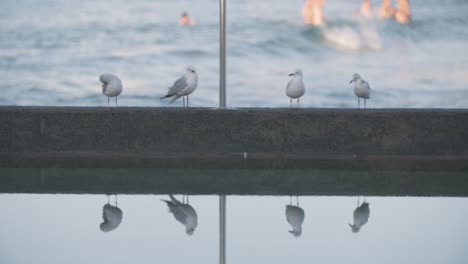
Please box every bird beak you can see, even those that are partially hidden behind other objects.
[289,73,294,76]
[349,80,353,84]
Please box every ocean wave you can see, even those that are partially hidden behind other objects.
[321,22,382,51]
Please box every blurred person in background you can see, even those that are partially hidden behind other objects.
[302,0,326,26]
[356,0,373,17]
[379,0,396,19]
[179,11,196,26]
[394,0,411,24]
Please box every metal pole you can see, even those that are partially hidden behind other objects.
[219,0,226,109]
[219,195,226,264]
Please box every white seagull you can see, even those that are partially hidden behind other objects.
[349,200,370,233]
[161,194,198,235]
[161,66,198,107]
[286,69,306,108]
[99,196,123,232]
[349,73,371,109]
[286,204,305,237]
[100,73,123,107]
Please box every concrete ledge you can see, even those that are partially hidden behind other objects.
[1,107,468,167]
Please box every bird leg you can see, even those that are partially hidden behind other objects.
[187,95,190,108]
[115,96,118,107]
[183,97,186,108]
[296,196,299,206]
[107,195,110,204]
[289,196,292,205]
[115,194,118,207]
[364,99,366,110]
[358,98,360,109]
[297,98,300,108]
[290,98,292,108]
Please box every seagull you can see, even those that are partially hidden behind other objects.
[349,198,370,233]
[286,69,306,108]
[99,195,123,232]
[160,66,198,107]
[100,73,123,108]
[161,194,198,235]
[286,204,305,237]
[349,73,371,109]
[285,196,305,237]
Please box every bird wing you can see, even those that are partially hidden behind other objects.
[286,79,293,90]
[102,204,109,221]
[171,206,188,224]
[363,80,370,90]
[168,75,188,96]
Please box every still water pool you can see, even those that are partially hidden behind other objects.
[1,168,467,264]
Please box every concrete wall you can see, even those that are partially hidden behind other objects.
[1,107,468,159]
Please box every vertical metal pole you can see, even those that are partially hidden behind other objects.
[219,0,226,109]
[219,195,226,264]
[219,0,227,256]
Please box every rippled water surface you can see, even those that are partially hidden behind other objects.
[0,0,467,107]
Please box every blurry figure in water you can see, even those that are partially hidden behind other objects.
[394,0,411,24]
[285,196,305,237]
[179,12,196,26]
[349,197,370,233]
[100,195,123,232]
[161,194,198,235]
[379,0,396,19]
[355,0,373,17]
[302,0,326,26]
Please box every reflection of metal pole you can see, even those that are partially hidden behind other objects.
[219,0,226,109]
[219,195,226,264]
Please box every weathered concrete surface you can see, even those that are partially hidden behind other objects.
[1,107,468,167]
[1,168,468,196]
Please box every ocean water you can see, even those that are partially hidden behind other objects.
[0,0,467,108]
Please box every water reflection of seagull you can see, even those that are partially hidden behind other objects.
[349,197,370,233]
[285,196,305,237]
[161,194,198,235]
[100,195,123,232]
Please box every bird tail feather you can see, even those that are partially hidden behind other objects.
[160,199,173,212]
[160,94,172,100]
[169,95,181,103]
